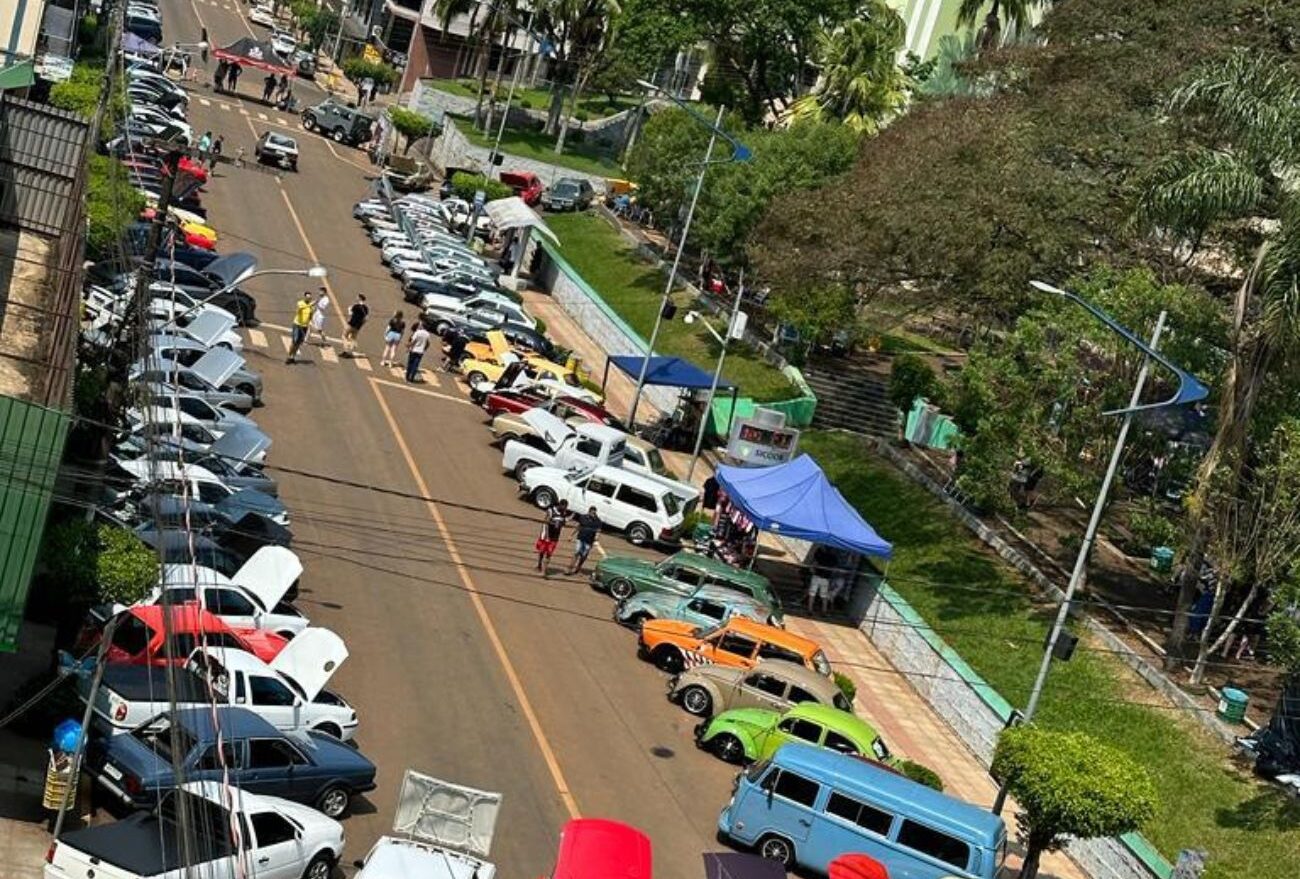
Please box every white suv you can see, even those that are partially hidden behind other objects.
[519,465,690,546]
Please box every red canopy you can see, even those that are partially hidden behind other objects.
[213,36,293,74]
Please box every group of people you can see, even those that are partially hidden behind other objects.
[212,59,243,93]
[262,72,294,107]
[534,499,603,578]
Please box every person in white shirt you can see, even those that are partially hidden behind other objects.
[406,322,431,382]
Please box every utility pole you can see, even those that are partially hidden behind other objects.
[686,269,744,481]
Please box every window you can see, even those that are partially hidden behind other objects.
[623,447,644,466]
[662,493,681,516]
[207,588,256,617]
[575,438,604,459]
[825,792,893,836]
[716,632,757,659]
[584,477,617,498]
[110,616,152,658]
[665,566,703,587]
[757,642,805,665]
[743,673,788,698]
[832,692,853,712]
[247,738,306,768]
[169,632,243,656]
[197,482,230,505]
[687,599,727,622]
[824,731,860,755]
[178,372,206,391]
[616,484,659,513]
[771,770,820,808]
[194,742,239,771]
[789,686,819,705]
[251,812,297,847]
[161,587,197,605]
[178,398,212,419]
[181,424,214,445]
[249,675,296,706]
[897,820,970,870]
[776,717,822,744]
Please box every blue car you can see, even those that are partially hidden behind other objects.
[89,707,376,819]
[615,584,781,630]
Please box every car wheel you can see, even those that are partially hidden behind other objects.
[314,722,343,740]
[711,732,745,763]
[627,522,653,545]
[331,128,345,143]
[624,611,651,630]
[302,853,333,879]
[651,644,684,673]
[315,784,351,819]
[513,459,537,480]
[608,577,636,601]
[532,486,557,509]
[302,114,316,131]
[680,685,713,717]
[466,370,487,386]
[757,834,795,868]
[236,383,257,399]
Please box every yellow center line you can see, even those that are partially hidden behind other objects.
[278,187,351,328]
[367,378,581,819]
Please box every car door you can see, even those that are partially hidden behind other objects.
[242,737,304,798]
[248,809,310,879]
[580,475,621,524]
[206,586,259,629]
[736,671,793,712]
[245,674,301,732]
[189,738,244,785]
[759,716,824,761]
[709,629,759,667]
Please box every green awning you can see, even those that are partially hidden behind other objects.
[0,59,36,90]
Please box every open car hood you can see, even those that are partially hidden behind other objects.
[269,626,347,701]
[519,408,574,452]
[202,252,258,287]
[210,426,271,464]
[231,545,302,608]
[183,311,237,349]
[190,346,245,389]
[392,769,501,860]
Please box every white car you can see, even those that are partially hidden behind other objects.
[355,771,500,879]
[382,245,427,266]
[248,2,276,26]
[151,309,244,351]
[520,464,690,545]
[393,254,433,279]
[423,292,534,330]
[270,28,298,57]
[45,782,344,879]
[144,545,309,637]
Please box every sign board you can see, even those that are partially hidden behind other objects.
[473,190,486,207]
[728,310,749,341]
[726,408,800,467]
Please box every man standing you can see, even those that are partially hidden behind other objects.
[285,291,314,364]
[535,499,569,578]
[405,321,431,382]
[208,134,224,172]
[342,293,369,357]
[262,72,277,102]
[567,506,602,575]
[228,63,242,92]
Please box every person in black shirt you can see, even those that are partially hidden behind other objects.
[567,507,602,575]
[342,294,369,357]
[534,499,569,577]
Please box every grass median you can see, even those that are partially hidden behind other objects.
[428,78,639,118]
[449,117,621,178]
[801,429,1300,879]
[546,212,795,403]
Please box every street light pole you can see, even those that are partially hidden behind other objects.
[162,266,328,327]
[686,268,744,481]
[490,7,537,177]
[627,103,724,427]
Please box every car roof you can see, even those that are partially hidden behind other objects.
[747,658,840,693]
[200,645,270,673]
[784,702,878,739]
[682,584,768,609]
[174,705,279,741]
[665,550,772,588]
[553,818,651,879]
[771,743,1006,845]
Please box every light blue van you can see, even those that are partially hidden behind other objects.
[718,743,1007,879]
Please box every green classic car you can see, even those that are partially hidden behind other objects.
[694,702,892,766]
[591,551,782,612]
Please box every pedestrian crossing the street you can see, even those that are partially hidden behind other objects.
[244,327,459,391]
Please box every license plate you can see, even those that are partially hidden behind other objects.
[102,763,122,781]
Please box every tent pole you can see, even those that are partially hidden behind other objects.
[725,387,738,440]
[601,357,610,394]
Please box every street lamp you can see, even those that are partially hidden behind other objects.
[683,269,747,481]
[626,82,751,427]
[489,8,548,175]
[165,265,328,326]
[989,280,1209,814]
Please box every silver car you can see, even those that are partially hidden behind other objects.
[131,348,258,412]
[667,659,852,719]
[147,337,264,401]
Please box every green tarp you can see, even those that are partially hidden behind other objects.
[0,59,36,91]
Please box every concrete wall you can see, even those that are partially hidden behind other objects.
[426,116,610,194]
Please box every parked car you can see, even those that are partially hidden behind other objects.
[668,658,852,718]
[383,154,435,192]
[616,585,775,631]
[295,49,317,78]
[88,707,375,817]
[637,615,830,675]
[248,1,276,26]
[302,99,374,145]
[45,782,345,879]
[591,549,781,609]
[500,170,543,205]
[541,177,595,211]
[695,702,890,766]
[146,545,307,635]
[489,395,623,444]
[544,818,652,879]
[255,131,299,171]
[131,349,261,410]
[520,465,690,546]
[88,605,287,666]
[270,28,298,57]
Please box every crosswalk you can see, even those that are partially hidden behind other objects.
[195,96,290,127]
[243,327,461,390]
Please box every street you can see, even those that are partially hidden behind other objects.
[162,0,743,874]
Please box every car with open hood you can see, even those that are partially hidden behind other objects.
[142,387,261,436]
[667,658,852,719]
[637,615,831,676]
[694,702,891,767]
[141,545,307,636]
[87,706,375,817]
[130,348,260,411]
[489,394,623,444]
[108,458,285,526]
[145,336,264,401]
[86,605,287,666]
[591,549,781,607]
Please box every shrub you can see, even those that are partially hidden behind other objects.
[832,671,856,705]
[518,98,533,109]
[449,172,513,202]
[1128,509,1179,551]
[574,110,590,122]
[85,154,146,260]
[341,57,397,86]
[388,106,436,153]
[39,520,156,607]
[96,526,156,604]
[898,759,944,791]
[40,519,100,606]
[888,352,942,414]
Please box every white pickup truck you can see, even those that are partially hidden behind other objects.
[82,627,359,741]
[354,769,501,879]
[502,409,699,504]
[44,781,344,879]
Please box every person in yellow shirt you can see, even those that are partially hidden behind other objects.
[286,291,314,363]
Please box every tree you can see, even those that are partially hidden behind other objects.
[788,5,910,134]
[388,107,437,153]
[956,0,1043,52]
[1136,52,1300,660]
[39,521,155,607]
[538,0,622,153]
[86,154,147,260]
[992,727,1156,879]
[48,62,108,117]
[588,0,699,101]
[767,284,858,363]
[96,526,157,604]
[888,353,941,414]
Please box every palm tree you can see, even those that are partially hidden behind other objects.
[788,3,909,134]
[1137,51,1300,668]
[537,0,621,152]
[956,0,1042,52]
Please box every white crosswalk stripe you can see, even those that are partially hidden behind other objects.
[220,103,231,111]
[389,366,405,379]
[353,356,372,372]
[246,329,268,348]
[320,346,339,364]
[199,98,211,107]
[279,336,293,352]
[239,108,249,116]
[257,112,268,121]
[276,117,289,126]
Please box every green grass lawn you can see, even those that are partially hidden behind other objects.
[546,212,795,403]
[451,117,621,178]
[800,430,1300,879]
[428,78,639,118]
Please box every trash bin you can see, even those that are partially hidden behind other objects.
[1150,546,1175,573]
[1217,687,1249,724]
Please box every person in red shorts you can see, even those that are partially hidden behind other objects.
[535,499,569,578]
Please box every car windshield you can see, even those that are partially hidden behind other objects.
[662,492,681,516]
[132,716,196,764]
[554,183,579,196]
[693,623,723,640]
[268,134,295,148]
[643,447,669,476]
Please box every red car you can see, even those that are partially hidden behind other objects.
[500,170,543,206]
[548,818,652,879]
[483,386,553,417]
[85,605,288,666]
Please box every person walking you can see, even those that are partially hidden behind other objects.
[441,325,468,371]
[228,63,242,93]
[262,72,277,102]
[405,321,431,382]
[309,287,331,345]
[381,310,405,366]
[196,131,213,165]
[208,134,224,171]
[342,294,369,357]
[566,506,601,575]
[535,499,569,578]
[214,59,228,91]
[285,291,314,363]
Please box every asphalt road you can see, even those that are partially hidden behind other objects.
[157,2,744,875]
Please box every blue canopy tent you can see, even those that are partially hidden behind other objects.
[715,454,893,560]
[602,354,739,433]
